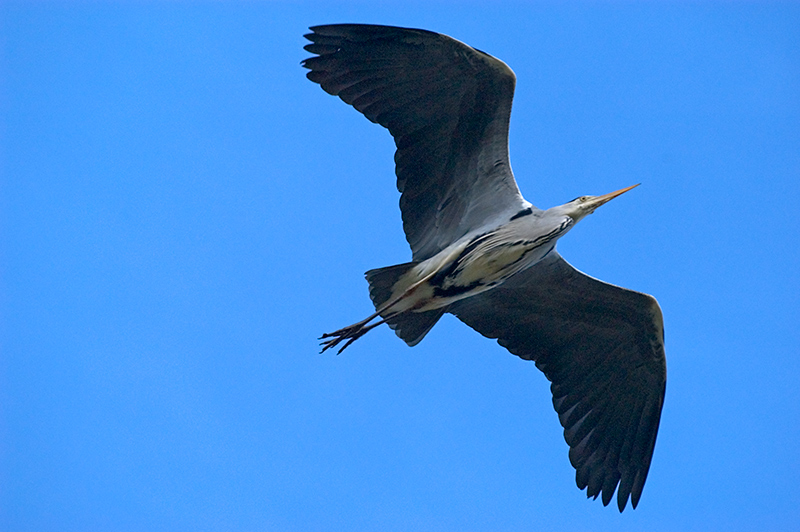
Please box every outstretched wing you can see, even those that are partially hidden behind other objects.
[449,251,666,511]
[302,24,531,261]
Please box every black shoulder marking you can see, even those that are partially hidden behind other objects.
[510,207,533,221]
[433,279,483,298]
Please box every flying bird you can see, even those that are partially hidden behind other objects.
[302,23,666,512]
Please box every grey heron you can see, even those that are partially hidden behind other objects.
[302,24,666,512]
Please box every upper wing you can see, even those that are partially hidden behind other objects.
[302,24,531,261]
[449,251,666,511]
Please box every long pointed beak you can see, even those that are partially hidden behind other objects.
[591,183,639,208]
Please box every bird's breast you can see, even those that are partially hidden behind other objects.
[427,216,574,304]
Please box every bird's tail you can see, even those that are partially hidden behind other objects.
[365,262,446,347]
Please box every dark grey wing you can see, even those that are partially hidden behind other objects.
[302,24,530,261]
[449,251,666,511]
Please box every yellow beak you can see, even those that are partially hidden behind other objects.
[590,183,640,208]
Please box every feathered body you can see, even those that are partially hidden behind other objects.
[303,23,666,512]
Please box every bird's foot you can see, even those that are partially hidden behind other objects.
[319,324,368,354]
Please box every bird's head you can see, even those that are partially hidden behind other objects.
[561,184,639,223]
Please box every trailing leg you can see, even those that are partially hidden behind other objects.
[320,260,448,353]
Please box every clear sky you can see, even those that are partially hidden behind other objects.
[2,2,799,531]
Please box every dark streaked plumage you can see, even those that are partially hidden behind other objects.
[302,23,666,512]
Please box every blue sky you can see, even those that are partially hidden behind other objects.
[2,2,799,531]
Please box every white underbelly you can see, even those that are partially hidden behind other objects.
[381,215,571,315]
